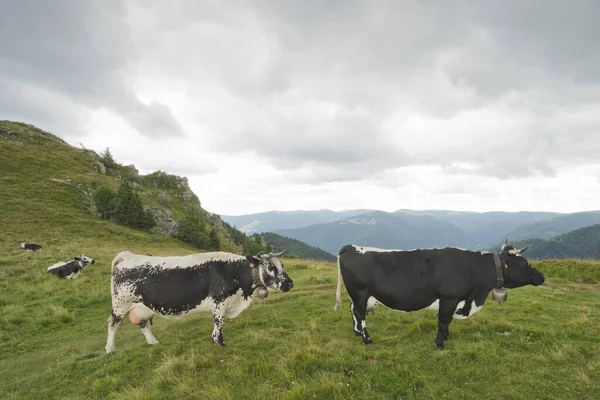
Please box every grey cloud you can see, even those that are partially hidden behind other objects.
[2,0,599,186]
[0,0,183,137]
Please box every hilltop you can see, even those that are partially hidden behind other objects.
[0,120,255,253]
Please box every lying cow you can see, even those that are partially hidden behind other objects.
[47,255,95,279]
[334,241,545,349]
[105,250,293,354]
[20,242,42,251]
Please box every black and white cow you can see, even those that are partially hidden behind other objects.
[105,250,293,354]
[20,242,42,251]
[47,255,96,279]
[334,241,545,349]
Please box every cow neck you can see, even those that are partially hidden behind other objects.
[251,267,266,290]
[493,253,504,289]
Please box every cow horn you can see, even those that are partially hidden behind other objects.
[272,250,286,257]
[515,246,528,254]
[501,238,508,252]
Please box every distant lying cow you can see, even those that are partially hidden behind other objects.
[334,241,545,349]
[47,255,95,279]
[105,250,293,354]
[20,242,42,251]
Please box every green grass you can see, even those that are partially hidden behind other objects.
[2,244,600,399]
[2,121,600,399]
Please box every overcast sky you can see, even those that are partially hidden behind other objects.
[2,1,599,216]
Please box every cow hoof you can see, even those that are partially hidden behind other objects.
[105,347,116,354]
[148,340,160,346]
[436,345,444,351]
[363,338,373,345]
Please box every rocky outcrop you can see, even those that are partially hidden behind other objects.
[146,207,178,236]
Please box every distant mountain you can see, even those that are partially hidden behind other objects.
[220,209,371,234]
[260,232,335,261]
[224,208,600,258]
[397,210,559,249]
[275,210,469,255]
[510,224,600,260]
[499,211,600,243]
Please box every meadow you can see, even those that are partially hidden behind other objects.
[1,235,600,399]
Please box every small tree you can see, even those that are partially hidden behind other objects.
[174,208,209,249]
[92,185,116,219]
[208,228,220,251]
[113,180,155,230]
[101,147,114,163]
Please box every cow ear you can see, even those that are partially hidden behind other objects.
[246,255,261,268]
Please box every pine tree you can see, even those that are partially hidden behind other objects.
[208,229,220,251]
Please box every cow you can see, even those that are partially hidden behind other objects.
[20,242,42,251]
[333,240,545,350]
[105,250,293,354]
[47,255,96,279]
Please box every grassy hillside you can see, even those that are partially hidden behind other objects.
[0,120,251,253]
[260,232,336,261]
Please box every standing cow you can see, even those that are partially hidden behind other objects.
[334,241,545,349]
[105,250,293,354]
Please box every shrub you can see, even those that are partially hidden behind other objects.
[92,185,116,219]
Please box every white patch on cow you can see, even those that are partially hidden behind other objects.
[353,245,404,254]
[452,301,483,320]
[426,299,440,311]
[224,289,254,319]
[352,245,484,255]
[65,270,83,280]
[47,261,67,271]
[141,325,160,345]
[366,296,378,314]
[114,251,246,270]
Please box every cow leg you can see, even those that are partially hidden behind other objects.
[138,319,159,345]
[105,311,123,354]
[350,297,372,345]
[211,301,226,347]
[436,298,460,350]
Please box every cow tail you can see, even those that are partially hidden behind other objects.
[334,255,342,311]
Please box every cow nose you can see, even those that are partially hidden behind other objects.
[281,280,293,292]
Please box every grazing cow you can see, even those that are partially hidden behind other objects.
[47,255,96,279]
[334,241,545,349]
[20,242,42,251]
[105,250,293,354]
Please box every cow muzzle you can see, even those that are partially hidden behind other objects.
[280,278,293,292]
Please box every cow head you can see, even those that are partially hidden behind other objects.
[75,255,95,266]
[247,250,294,292]
[499,241,544,288]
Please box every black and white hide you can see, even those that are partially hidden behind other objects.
[105,250,293,354]
[20,242,42,251]
[47,255,95,279]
